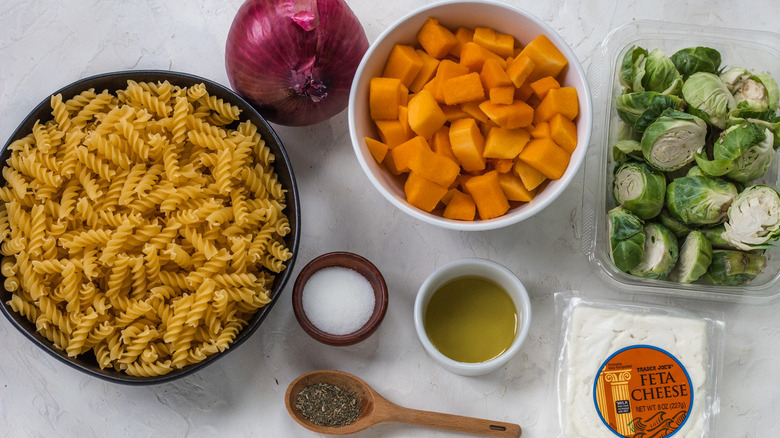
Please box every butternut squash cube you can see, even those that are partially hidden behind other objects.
[489,86,515,105]
[407,90,447,139]
[389,136,431,173]
[480,59,513,89]
[517,34,568,82]
[449,118,486,172]
[518,137,570,179]
[417,17,458,59]
[464,171,510,219]
[534,86,579,124]
[459,42,507,72]
[498,173,535,202]
[506,55,535,88]
[442,72,485,105]
[460,100,489,123]
[409,147,461,187]
[492,158,515,173]
[515,83,534,102]
[441,105,470,122]
[374,119,411,148]
[529,76,561,100]
[549,113,578,154]
[370,77,405,120]
[364,137,389,163]
[479,100,534,129]
[449,26,475,58]
[409,49,441,93]
[405,172,448,212]
[441,188,459,205]
[472,27,514,58]
[431,60,471,103]
[383,45,424,88]
[513,160,547,190]
[479,120,498,138]
[483,127,530,159]
[443,190,476,221]
[431,126,458,161]
[530,122,551,138]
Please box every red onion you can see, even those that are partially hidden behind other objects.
[225,0,369,126]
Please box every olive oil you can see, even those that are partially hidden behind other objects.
[424,276,517,363]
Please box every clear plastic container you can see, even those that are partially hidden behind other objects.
[581,20,780,303]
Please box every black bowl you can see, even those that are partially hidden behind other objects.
[0,70,300,384]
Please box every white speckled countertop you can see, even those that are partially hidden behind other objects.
[1,1,778,437]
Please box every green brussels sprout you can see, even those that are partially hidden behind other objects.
[702,250,767,286]
[642,49,683,95]
[658,209,695,238]
[700,225,737,249]
[616,92,683,133]
[682,72,736,129]
[686,166,706,177]
[629,222,679,279]
[694,122,770,181]
[720,67,780,112]
[722,185,780,250]
[726,128,774,183]
[613,139,643,162]
[668,230,713,283]
[728,108,780,150]
[619,45,649,92]
[608,207,646,272]
[666,175,738,225]
[612,161,666,219]
[641,109,708,171]
[670,47,722,80]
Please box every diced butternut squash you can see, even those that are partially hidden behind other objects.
[375,119,411,148]
[431,126,457,161]
[549,113,578,154]
[479,100,534,129]
[479,119,498,138]
[514,160,547,190]
[472,27,514,58]
[533,86,579,124]
[515,83,534,102]
[460,100,489,123]
[417,17,458,59]
[492,158,514,173]
[506,55,535,88]
[489,86,514,105]
[407,90,447,139]
[530,122,551,138]
[483,127,530,159]
[449,27,475,58]
[398,106,412,138]
[441,105,470,122]
[370,77,405,120]
[405,172,448,212]
[480,59,513,89]
[441,188,459,205]
[498,173,535,202]
[529,76,561,100]
[389,136,431,173]
[443,190,476,220]
[442,72,485,105]
[409,49,441,93]
[365,137,389,163]
[459,42,507,72]
[518,137,570,179]
[383,45,424,88]
[449,118,486,172]
[517,34,568,82]
[464,171,510,219]
[431,60,471,102]
[409,147,461,187]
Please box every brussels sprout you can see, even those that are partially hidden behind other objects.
[682,72,736,129]
[666,175,738,225]
[642,49,683,95]
[641,108,708,171]
[694,122,769,179]
[608,207,646,272]
[613,139,643,162]
[700,225,737,249]
[629,222,679,279]
[726,128,774,183]
[721,67,780,112]
[668,230,713,283]
[612,161,666,219]
[686,166,706,177]
[659,209,695,237]
[620,45,649,92]
[722,185,780,250]
[670,47,722,80]
[702,250,767,286]
[616,92,683,133]
[728,108,780,150]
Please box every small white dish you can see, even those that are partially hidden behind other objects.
[413,258,531,376]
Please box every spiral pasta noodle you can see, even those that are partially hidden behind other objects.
[1,80,292,376]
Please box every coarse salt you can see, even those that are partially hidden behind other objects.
[302,266,375,335]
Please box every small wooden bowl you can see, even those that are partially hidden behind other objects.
[293,252,388,346]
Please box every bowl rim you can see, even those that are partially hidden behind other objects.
[413,258,532,375]
[348,0,594,231]
[0,69,301,384]
[292,251,389,346]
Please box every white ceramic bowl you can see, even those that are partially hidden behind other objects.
[348,0,593,231]
[413,258,531,376]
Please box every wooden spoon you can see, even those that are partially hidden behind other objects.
[285,369,521,437]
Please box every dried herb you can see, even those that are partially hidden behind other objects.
[295,382,360,428]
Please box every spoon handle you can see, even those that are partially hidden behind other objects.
[386,405,521,437]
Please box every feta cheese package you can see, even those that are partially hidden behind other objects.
[554,293,724,438]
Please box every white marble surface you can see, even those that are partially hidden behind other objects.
[1,0,779,437]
